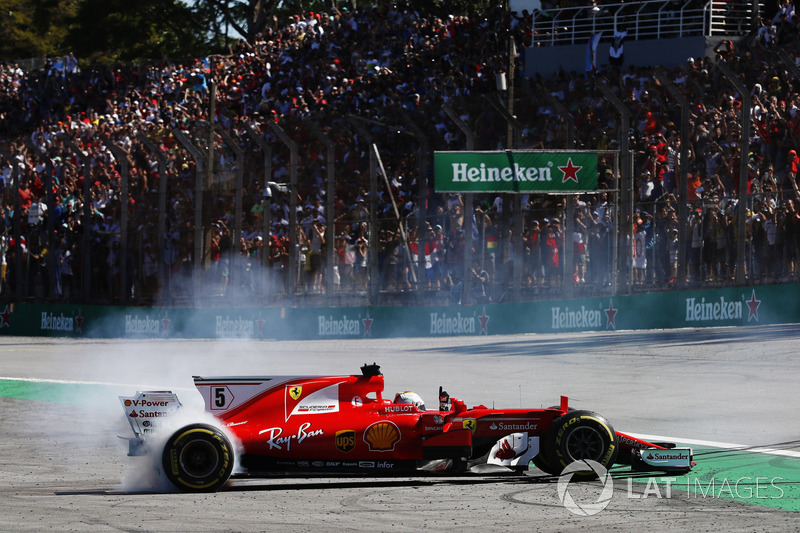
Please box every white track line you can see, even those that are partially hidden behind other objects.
[627,432,800,459]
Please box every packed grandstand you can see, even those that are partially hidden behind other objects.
[0,2,798,306]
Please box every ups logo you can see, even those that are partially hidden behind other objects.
[335,430,356,453]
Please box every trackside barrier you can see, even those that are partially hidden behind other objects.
[0,283,792,340]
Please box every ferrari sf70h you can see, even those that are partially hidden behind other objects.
[120,364,692,492]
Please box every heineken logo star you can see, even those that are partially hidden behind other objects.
[746,289,761,322]
[479,307,490,334]
[559,158,581,183]
[362,313,373,336]
[605,300,617,329]
[0,305,10,328]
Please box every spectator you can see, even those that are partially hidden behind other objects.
[471,259,490,304]
[1,3,799,304]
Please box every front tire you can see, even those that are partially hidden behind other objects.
[532,451,557,475]
[162,424,234,492]
[539,410,618,478]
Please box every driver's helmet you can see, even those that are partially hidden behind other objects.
[394,391,425,411]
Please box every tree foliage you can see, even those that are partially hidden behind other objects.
[66,0,215,62]
[0,0,76,59]
[0,0,496,63]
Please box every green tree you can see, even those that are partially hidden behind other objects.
[191,0,499,44]
[195,0,281,43]
[196,0,329,43]
[65,0,216,62]
[1,0,498,62]
[0,0,76,59]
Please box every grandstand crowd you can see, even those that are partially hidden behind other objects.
[1,2,800,304]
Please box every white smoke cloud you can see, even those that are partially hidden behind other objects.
[117,399,242,492]
[32,338,248,493]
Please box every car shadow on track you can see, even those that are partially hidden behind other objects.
[56,473,560,496]
[415,324,800,358]
[220,474,556,493]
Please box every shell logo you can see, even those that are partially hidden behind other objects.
[363,421,401,452]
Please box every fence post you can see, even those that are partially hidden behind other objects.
[0,149,23,299]
[655,74,691,289]
[136,133,168,298]
[99,134,130,303]
[303,119,336,296]
[266,121,299,301]
[346,116,379,303]
[400,113,430,300]
[242,122,273,273]
[536,84,577,296]
[715,60,751,286]
[214,126,245,298]
[58,135,94,301]
[173,128,206,306]
[442,103,475,304]
[481,94,524,300]
[596,78,632,294]
[23,139,57,300]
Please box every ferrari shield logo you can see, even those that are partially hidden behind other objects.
[289,385,303,400]
[462,419,477,434]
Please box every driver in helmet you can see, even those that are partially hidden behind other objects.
[394,391,425,411]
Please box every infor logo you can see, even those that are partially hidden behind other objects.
[557,460,614,516]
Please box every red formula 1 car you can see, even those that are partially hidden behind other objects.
[120,364,693,492]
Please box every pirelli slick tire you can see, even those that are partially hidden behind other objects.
[530,408,576,476]
[545,410,618,479]
[162,424,234,492]
[532,451,559,476]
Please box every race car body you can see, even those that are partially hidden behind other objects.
[120,364,692,492]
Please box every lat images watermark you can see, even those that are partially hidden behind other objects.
[557,461,785,516]
[626,476,785,501]
[557,460,613,516]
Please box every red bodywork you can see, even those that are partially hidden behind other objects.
[192,365,666,473]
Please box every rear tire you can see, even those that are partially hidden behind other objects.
[539,410,618,478]
[162,424,234,492]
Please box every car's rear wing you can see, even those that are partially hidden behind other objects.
[119,391,182,455]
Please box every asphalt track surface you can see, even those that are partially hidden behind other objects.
[1,325,799,531]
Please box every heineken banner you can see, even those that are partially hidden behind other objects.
[0,284,794,339]
[434,150,598,193]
